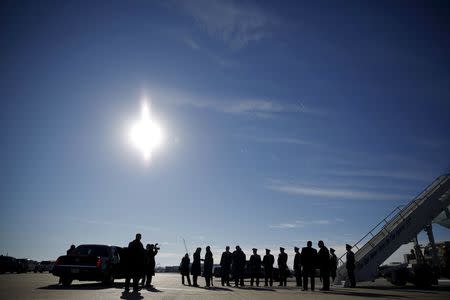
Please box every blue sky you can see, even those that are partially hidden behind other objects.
[1,0,449,266]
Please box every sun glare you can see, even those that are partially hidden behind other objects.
[129,101,163,161]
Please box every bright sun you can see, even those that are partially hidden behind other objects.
[129,101,163,161]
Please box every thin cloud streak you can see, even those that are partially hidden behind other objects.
[324,169,432,182]
[178,97,314,117]
[242,136,314,145]
[175,0,276,49]
[269,184,410,201]
[270,219,334,229]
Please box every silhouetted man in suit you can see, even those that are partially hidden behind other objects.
[293,246,302,287]
[180,253,191,286]
[330,248,338,283]
[263,249,274,287]
[125,233,144,292]
[191,247,201,287]
[346,244,356,287]
[278,247,288,286]
[318,240,330,291]
[203,246,214,287]
[301,241,317,291]
[232,246,246,287]
[249,248,262,286]
[220,246,232,286]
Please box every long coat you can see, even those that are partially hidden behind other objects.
[191,251,201,276]
[293,253,301,271]
[128,239,145,274]
[145,249,158,276]
[301,246,318,271]
[232,250,246,276]
[278,252,288,276]
[249,254,262,274]
[263,254,274,271]
[317,247,330,271]
[203,251,213,277]
[220,251,232,272]
[180,256,190,276]
[346,251,355,271]
[330,253,338,277]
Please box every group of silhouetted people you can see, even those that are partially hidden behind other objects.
[178,241,357,291]
[123,233,159,293]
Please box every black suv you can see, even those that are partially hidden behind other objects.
[52,244,127,286]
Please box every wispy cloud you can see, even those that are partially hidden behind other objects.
[269,183,410,201]
[179,97,310,117]
[182,36,236,67]
[183,36,200,50]
[270,219,334,229]
[175,0,276,49]
[245,136,313,145]
[72,218,160,232]
[323,169,432,182]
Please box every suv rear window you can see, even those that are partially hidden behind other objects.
[75,245,109,257]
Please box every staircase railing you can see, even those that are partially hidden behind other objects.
[337,174,449,267]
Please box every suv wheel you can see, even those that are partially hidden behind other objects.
[60,277,73,287]
[102,273,114,286]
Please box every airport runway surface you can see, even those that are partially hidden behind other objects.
[1,273,450,299]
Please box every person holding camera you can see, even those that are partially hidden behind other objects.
[143,243,159,288]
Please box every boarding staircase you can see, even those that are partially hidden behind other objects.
[335,174,450,284]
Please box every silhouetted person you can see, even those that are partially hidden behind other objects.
[293,247,302,287]
[191,247,201,287]
[66,245,76,255]
[330,248,338,283]
[249,248,262,286]
[232,246,246,287]
[220,246,232,286]
[263,249,274,286]
[318,240,330,291]
[180,254,191,286]
[203,246,214,287]
[278,247,288,286]
[125,233,145,292]
[346,244,356,288]
[143,243,158,287]
[301,241,317,291]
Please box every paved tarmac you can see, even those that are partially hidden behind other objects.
[1,273,450,299]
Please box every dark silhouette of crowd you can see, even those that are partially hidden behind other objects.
[62,233,356,293]
[177,240,356,291]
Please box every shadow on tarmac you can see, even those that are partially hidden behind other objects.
[120,291,143,300]
[323,290,408,298]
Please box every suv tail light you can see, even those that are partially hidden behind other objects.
[96,257,102,268]
[55,258,62,265]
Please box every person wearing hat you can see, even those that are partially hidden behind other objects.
[220,246,232,286]
[329,248,338,284]
[293,247,302,287]
[203,246,214,287]
[263,249,274,286]
[317,240,330,291]
[249,248,262,286]
[346,244,356,287]
[301,241,318,291]
[277,247,288,286]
